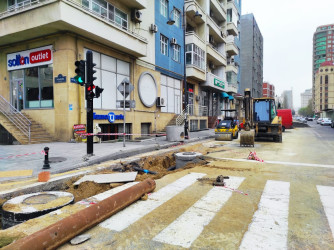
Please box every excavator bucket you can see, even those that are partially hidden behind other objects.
[240,130,255,147]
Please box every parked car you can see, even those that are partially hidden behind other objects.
[317,118,324,124]
[277,109,293,131]
[320,118,332,126]
[306,117,314,121]
[300,117,307,123]
[331,120,334,128]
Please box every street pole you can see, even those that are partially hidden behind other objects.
[183,5,189,140]
[86,51,94,155]
[123,83,126,147]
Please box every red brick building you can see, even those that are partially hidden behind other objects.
[263,82,275,98]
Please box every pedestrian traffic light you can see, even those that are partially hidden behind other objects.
[74,60,85,86]
[95,86,104,98]
[86,84,95,100]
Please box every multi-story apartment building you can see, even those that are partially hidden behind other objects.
[312,24,334,110]
[262,82,275,98]
[239,13,263,98]
[180,0,240,128]
[300,89,312,108]
[314,61,334,119]
[0,0,240,144]
[281,90,293,110]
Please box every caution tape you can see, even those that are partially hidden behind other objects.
[80,133,167,137]
[0,150,46,160]
[219,185,249,196]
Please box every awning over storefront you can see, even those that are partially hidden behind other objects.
[228,95,234,100]
[221,92,229,98]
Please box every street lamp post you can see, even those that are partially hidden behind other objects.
[167,4,202,139]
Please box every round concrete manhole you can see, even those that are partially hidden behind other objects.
[175,152,203,169]
[1,191,74,229]
[48,157,67,163]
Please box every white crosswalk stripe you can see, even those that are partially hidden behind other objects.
[99,172,206,231]
[153,176,245,248]
[317,185,334,239]
[239,180,290,250]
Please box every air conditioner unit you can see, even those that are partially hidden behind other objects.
[150,24,158,33]
[209,35,214,43]
[209,61,215,70]
[131,9,142,23]
[221,31,226,38]
[171,38,177,45]
[156,97,165,107]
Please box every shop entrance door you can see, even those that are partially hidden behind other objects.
[11,78,24,111]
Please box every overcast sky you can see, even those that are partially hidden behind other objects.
[242,0,334,109]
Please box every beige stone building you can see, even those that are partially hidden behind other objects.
[314,61,334,119]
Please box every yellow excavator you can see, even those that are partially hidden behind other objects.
[240,89,282,146]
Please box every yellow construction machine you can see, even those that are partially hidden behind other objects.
[215,109,239,141]
[240,89,282,146]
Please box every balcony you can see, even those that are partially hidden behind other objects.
[185,32,206,81]
[201,72,227,91]
[0,0,148,57]
[227,22,238,36]
[227,82,238,93]
[227,0,238,14]
[207,43,226,66]
[185,0,205,25]
[210,0,226,23]
[226,36,238,56]
[226,62,238,74]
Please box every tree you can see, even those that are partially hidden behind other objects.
[298,99,314,117]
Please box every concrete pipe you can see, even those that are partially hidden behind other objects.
[4,178,156,250]
[175,152,203,169]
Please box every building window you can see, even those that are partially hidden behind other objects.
[160,0,168,17]
[160,34,169,56]
[173,8,181,27]
[81,0,128,30]
[160,75,181,114]
[10,65,54,110]
[172,44,181,62]
[185,43,205,70]
[325,75,329,84]
[84,49,130,110]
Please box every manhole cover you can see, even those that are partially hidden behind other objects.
[23,194,57,205]
[48,157,67,163]
[2,191,74,229]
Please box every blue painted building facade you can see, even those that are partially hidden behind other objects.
[155,0,184,80]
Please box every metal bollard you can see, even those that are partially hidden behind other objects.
[42,147,50,169]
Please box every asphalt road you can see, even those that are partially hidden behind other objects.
[2,126,334,249]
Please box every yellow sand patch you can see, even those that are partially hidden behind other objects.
[0,169,33,178]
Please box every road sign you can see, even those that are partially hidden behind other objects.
[117,100,136,109]
[117,78,134,98]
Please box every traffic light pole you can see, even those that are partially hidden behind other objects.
[86,51,94,156]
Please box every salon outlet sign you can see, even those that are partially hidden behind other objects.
[7,45,53,71]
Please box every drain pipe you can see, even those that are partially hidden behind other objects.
[4,178,156,250]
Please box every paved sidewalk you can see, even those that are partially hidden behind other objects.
[0,129,215,182]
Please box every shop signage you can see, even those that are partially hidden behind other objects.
[7,45,53,71]
[55,74,66,83]
[73,124,86,134]
[93,112,124,123]
[214,78,225,89]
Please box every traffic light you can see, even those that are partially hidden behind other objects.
[74,60,85,86]
[95,86,104,98]
[86,51,96,85]
[86,84,95,100]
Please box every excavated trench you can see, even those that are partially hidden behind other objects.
[0,141,227,247]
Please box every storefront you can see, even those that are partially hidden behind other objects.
[7,45,54,111]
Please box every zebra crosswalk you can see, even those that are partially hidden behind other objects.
[84,172,334,249]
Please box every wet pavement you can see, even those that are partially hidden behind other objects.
[0,129,215,183]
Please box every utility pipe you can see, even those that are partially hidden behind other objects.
[4,178,156,250]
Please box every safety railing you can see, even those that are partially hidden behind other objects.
[0,95,31,143]
[176,104,208,126]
